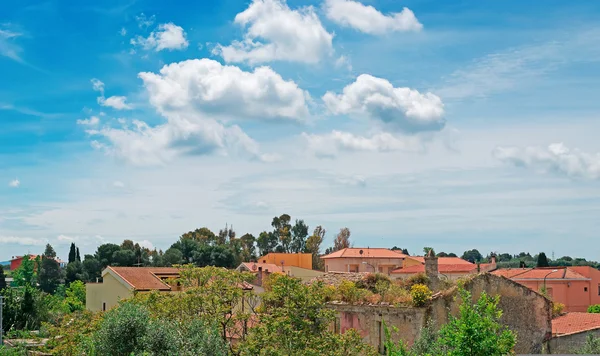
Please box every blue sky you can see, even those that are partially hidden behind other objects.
[2,0,600,261]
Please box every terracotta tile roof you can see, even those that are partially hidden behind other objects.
[492,267,589,280]
[109,267,179,291]
[569,266,600,279]
[552,313,600,336]
[404,256,473,265]
[391,263,478,274]
[321,248,407,259]
[240,262,283,274]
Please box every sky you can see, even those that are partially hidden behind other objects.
[2,0,600,261]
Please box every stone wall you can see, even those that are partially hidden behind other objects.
[547,328,600,354]
[328,273,552,354]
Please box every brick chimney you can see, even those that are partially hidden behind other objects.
[257,266,263,286]
[424,249,439,290]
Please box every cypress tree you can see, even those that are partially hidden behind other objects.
[68,243,76,264]
[76,247,81,262]
[537,252,550,267]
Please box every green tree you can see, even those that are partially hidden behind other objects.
[0,265,6,290]
[290,219,309,253]
[39,244,62,294]
[76,247,81,262]
[257,231,278,256]
[192,245,236,268]
[240,233,257,262]
[239,274,373,356]
[95,243,121,267]
[436,288,516,356]
[181,227,217,245]
[272,214,292,252]
[13,255,37,287]
[64,280,87,312]
[163,248,184,266]
[111,249,136,266]
[1,285,49,332]
[82,255,102,282]
[94,302,150,356]
[66,260,86,284]
[68,243,77,264]
[537,252,550,267]
[306,226,326,270]
[462,249,483,263]
[120,239,135,250]
[333,227,351,251]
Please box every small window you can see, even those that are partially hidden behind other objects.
[585,287,588,292]
[102,302,106,311]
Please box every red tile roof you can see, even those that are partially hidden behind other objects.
[240,262,283,274]
[405,256,474,265]
[492,267,589,280]
[108,267,179,291]
[321,248,407,259]
[391,263,478,274]
[552,313,600,336]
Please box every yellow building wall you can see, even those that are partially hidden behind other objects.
[402,257,423,268]
[286,266,325,281]
[259,253,312,269]
[86,272,133,312]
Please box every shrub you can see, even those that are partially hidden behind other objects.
[588,304,600,313]
[406,273,429,288]
[383,284,412,305]
[337,280,369,304]
[357,273,391,293]
[94,302,150,356]
[553,302,565,317]
[410,284,432,307]
[575,334,600,354]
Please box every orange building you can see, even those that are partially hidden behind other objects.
[258,252,312,270]
[321,248,408,274]
[10,255,38,271]
[493,266,600,312]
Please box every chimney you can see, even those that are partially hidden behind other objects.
[490,254,497,265]
[424,249,439,290]
[257,266,263,287]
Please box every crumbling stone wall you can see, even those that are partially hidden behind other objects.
[547,328,600,354]
[328,273,552,354]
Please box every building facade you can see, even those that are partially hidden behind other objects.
[257,253,312,270]
[321,248,408,274]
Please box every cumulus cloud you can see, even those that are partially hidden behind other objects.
[134,239,154,250]
[214,0,334,64]
[138,58,310,121]
[323,74,445,133]
[98,96,132,110]
[493,143,600,180]
[77,116,100,126]
[131,23,188,52]
[335,55,352,71]
[8,179,20,188]
[324,0,422,34]
[135,13,156,29]
[91,78,105,94]
[0,236,47,246]
[302,130,424,158]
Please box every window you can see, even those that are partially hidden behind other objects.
[585,287,588,292]
[102,302,106,311]
[349,264,359,273]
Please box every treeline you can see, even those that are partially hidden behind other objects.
[50,214,353,284]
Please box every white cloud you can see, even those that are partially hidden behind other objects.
[131,23,189,52]
[0,236,47,246]
[8,179,20,188]
[91,78,105,94]
[494,143,600,180]
[134,239,154,250]
[302,130,424,158]
[98,96,132,110]
[135,13,156,29]
[335,175,366,187]
[113,181,125,188]
[120,27,127,36]
[0,28,23,62]
[57,234,76,242]
[324,0,422,35]
[335,55,352,71]
[215,0,334,64]
[138,58,310,122]
[77,116,100,126]
[323,74,445,133]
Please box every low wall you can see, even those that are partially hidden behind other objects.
[548,328,600,354]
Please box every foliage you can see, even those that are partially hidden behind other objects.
[587,304,600,313]
[12,255,37,287]
[537,252,550,267]
[68,243,77,264]
[64,280,86,312]
[0,265,6,290]
[552,302,565,317]
[43,311,103,355]
[1,285,49,332]
[574,334,600,354]
[462,249,483,263]
[239,274,374,356]
[357,273,392,293]
[39,244,62,294]
[410,284,432,307]
[337,280,371,304]
[437,288,516,356]
[93,302,150,356]
[65,261,86,284]
[405,273,430,288]
[333,227,351,252]
[410,319,441,355]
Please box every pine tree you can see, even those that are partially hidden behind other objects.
[39,244,62,294]
[0,264,7,290]
[537,252,550,267]
[68,243,76,264]
[76,247,81,262]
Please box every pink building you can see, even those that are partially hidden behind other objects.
[321,248,408,274]
[493,266,600,312]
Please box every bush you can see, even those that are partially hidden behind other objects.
[337,280,370,304]
[410,284,432,307]
[383,284,411,305]
[575,334,600,354]
[94,302,150,356]
[406,273,429,288]
[588,304,600,313]
[357,273,391,293]
[553,302,565,317]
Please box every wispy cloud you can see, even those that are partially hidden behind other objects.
[0,25,48,72]
[436,28,600,100]
[0,236,47,246]
[0,103,62,119]
[8,179,20,188]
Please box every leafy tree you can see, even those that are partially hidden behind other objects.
[170,238,200,262]
[272,214,292,252]
[306,226,326,270]
[239,274,373,356]
[94,301,150,355]
[64,280,86,312]
[68,243,77,264]
[76,247,81,262]
[537,252,550,267]
[436,288,516,356]
[120,239,135,250]
[13,255,37,287]
[192,245,236,268]
[447,252,457,257]
[423,247,434,255]
[257,231,278,256]
[66,261,86,284]
[462,249,483,263]
[0,265,6,290]
[82,255,101,282]
[240,233,257,262]
[1,285,49,332]
[181,227,217,245]
[163,248,184,266]
[290,219,309,253]
[96,243,121,267]
[111,249,136,267]
[39,244,62,294]
[333,227,351,251]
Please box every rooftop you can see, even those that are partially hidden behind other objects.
[492,267,589,280]
[552,313,600,336]
[108,267,180,291]
[321,248,407,259]
[238,262,283,274]
[405,256,473,265]
[391,263,478,274]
